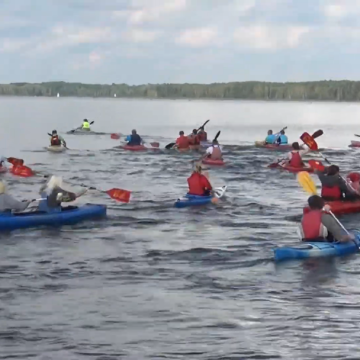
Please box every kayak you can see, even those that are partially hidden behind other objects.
[66,129,107,135]
[303,199,360,215]
[174,186,227,208]
[117,145,147,151]
[255,141,302,151]
[202,158,225,166]
[0,204,106,231]
[272,163,314,173]
[46,146,66,153]
[200,141,212,148]
[349,140,360,148]
[274,231,360,262]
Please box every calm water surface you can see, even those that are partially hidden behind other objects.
[1,98,360,359]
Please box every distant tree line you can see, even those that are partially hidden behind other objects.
[1,80,360,101]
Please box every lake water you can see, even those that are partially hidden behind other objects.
[1,97,360,359]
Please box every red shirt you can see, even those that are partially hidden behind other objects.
[176,135,190,149]
[187,172,212,196]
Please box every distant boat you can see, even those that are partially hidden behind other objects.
[57,93,60,97]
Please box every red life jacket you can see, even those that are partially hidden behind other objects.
[51,135,61,146]
[198,132,207,142]
[289,151,303,167]
[301,210,323,240]
[176,135,190,149]
[210,146,222,160]
[321,185,342,199]
[187,172,212,196]
[188,134,200,145]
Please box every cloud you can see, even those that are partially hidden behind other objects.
[0,39,29,53]
[122,28,160,42]
[233,25,310,50]
[175,27,218,47]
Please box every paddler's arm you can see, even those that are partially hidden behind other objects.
[322,212,354,242]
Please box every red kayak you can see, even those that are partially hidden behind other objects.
[255,141,304,151]
[116,145,147,151]
[271,163,314,173]
[202,158,225,166]
[349,140,360,148]
[304,200,360,215]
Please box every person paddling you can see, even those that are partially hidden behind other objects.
[316,165,359,201]
[203,139,223,160]
[188,129,200,147]
[49,130,67,147]
[276,130,288,145]
[280,142,310,168]
[187,163,212,196]
[175,131,190,150]
[197,128,208,142]
[265,130,276,144]
[126,129,143,146]
[300,195,354,242]
[0,181,32,213]
[82,119,91,131]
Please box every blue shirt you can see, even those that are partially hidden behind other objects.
[265,134,276,144]
[278,134,288,144]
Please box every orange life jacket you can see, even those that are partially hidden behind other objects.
[187,172,212,196]
[301,210,323,240]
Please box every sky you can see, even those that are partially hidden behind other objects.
[1,0,360,84]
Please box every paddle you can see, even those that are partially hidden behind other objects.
[268,130,323,168]
[273,126,288,145]
[70,120,94,133]
[355,134,360,138]
[165,120,210,149]
[297,171,351,237]
[80,183,131,203]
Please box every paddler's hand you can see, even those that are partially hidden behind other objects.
[323,204,331,212]
[340,234,355,242]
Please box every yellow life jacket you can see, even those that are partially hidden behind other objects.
[82,121,90,129]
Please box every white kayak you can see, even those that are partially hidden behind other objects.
[46,146,67,153]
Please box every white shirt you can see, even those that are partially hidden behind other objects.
[206,145,222,155]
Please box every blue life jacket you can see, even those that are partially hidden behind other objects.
[127,134,142,146]
[265,134,276,144]
[278,134,288,144]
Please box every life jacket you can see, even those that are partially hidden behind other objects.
[321,185,342,200]
[51,135,61,146]
[198,131,207,142]
[301,210,326,240]
[82,121,90,129]
[176,135,190,149]
[265,134,276,144]
[188,134,200,145]
[127,134,141,146]
[289,151,303,167]
[279,135,288,144]
[187,172,212,196]
[210,145,222,160]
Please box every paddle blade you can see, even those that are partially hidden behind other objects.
[150,142,159,148]
[111,133,121,140]
[300,132,318,150]
[297,171,317,195]
[198,119,210,131]
[106,188,131,203]
[165,142,175,150]
[308,160,325,172]
[312,129,323,139]
[11,165,34,177]
[213,131,220,142]
[7,157,24,166]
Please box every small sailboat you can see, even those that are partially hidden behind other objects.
[114,93,117,98]
[57,93,60,98]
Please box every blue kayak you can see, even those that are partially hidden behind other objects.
[0,204,106,231]
[174,186,227,208]
[274,231,360,261]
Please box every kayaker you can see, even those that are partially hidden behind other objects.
[0,181,32,213]
[38,176,87,213]
[347,172,360,194]
[300,195,354,242]
[187,163,213,196]
[316,165,359,201]
[49,130,67,147]
[197,128,208,142]
[175,131,190,150]
[276,130,288,145]
[204,139,222,160]
[188,129,200,146]
[281,142,310,168]
[126,129,143,146]
[82,119,90,130]
[265,130,275,144]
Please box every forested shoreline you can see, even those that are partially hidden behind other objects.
[2,80,360,101]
